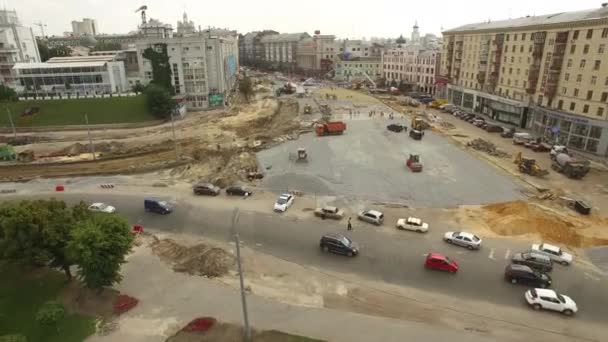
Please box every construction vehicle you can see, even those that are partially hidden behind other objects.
[406,154,423,172]
[551,153,590,179]
[315,121,346,136]
[430,99,448,108]
[289,147,308,162]
[411,115,427,131]
[409,129,423,140]
[514,152,549,177]
[303,104,312,114]
[319,104,331,115]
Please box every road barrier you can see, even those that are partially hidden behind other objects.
[55,185,65,192]
[100,184,115,189]
[0,189,16,194]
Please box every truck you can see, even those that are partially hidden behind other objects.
[315,121,346,136]
[551,153,590,179]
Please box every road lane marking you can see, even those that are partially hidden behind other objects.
[488,248,496,260]
[504,249,511,260]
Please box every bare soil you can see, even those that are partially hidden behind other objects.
[150,238,235,278]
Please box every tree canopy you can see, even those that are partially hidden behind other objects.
[36,39,72,62]
[239,76,254,102]
[144,84,175,119]
[0,84,18,102]
[91,41,122,52]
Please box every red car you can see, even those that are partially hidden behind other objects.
[425,253,458,273]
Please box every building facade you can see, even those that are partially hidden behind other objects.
[441,5,608,156]
[296,34,336,75]
[382,46,441,94]
[334,57,382,83]
[260,32,309,67]
[13,55,128,96]
[71,18,98,36]
[238,30,277,66]
[0,10,40,85]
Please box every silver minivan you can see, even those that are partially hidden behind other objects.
[357,209,384,225]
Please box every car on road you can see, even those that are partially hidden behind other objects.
[314,206,344,220]
[424,253,458,273]
[273,193,294,212]
[357,209,384,225]
[88,202,116,213]
[193,182,220,196]
[319,233,359,257]
[226,185,252,197]
[387,123,406,132]
[144,198,173,215]
[504,264,552,288]
[511,251,553,272]
[444,231,482,250]
[531,243,573,265]
[525,288,578,316]
[396,217,429,233]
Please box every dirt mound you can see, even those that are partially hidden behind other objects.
[151,238,234,278]
[58,141,127,156]
[467,138,510,158]
[482,201,608,247]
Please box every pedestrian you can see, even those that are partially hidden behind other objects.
[347,217,353,231]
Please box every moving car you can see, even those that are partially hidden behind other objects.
[444,231,482,250]
[193,182,220,196]
[314,206,344,220]
[319,233,359,257]
[396,217,429,233]
[144,198,173,215]
[531,243,573,265]
[386,123,406,133]
[511,251,553,272]
[525,288,578,316]
[424,253,458,273]
[88,202,116,213]
[273,193,294,212]
[504,264,552,288]
[226,185,252,196]
[357,209,384,225]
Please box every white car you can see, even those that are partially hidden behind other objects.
[444,231,482,250]
[273,193,294,212]
[88,202,116,213]
[531,243,573,265]
[525,288,578,316]
[357,209,384,225]
[396,217,429,233]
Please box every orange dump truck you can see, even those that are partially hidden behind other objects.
[315,121,346,136]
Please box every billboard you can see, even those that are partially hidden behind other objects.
[209,94,224,107]
[228,56,236,76]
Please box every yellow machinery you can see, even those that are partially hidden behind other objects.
[411,114,426,131]
[514,152,549,177]
[430,99,448,108]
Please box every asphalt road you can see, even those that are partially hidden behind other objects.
[8,192,607,327]
[257,117,524,207]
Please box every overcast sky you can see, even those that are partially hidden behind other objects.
[3,0,606,39]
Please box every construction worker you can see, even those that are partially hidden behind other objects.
[347,217,353,231]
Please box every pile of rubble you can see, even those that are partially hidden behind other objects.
[467,138,511,158]
[150,238,235,278]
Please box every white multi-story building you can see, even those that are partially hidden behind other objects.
[13,55,128,96]
[296,34,336,75]
[382,46,441,94]
[260,32,309,66]
[334,57,382,83]
[140,18,173,39]
[71,18,98,36]
[0,10,40,85]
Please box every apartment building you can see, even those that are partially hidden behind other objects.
[71,18,98,36]
[296,34,336,75]
[0,10,40,85]
[382,46,441,94]
[260,33,309,67]
[238,30,278,66]
[334,57,382,82]
[441,5,608,156]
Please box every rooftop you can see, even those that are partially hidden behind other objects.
[46,55,116,63]
[260,32,309,43]
[13,61,108,69]
[445,5,608,33]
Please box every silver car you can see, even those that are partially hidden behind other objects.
[357,209,384,225]
[444,231,482,250]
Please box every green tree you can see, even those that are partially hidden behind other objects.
[37,38,50,62]
[0,85,17,102]
[239,76,254,102]
[91,41,122,52]
[68,214,133,290]
[142,44,173,92]
[48,45,71,59]
[132,83,145,94]
[35,300,65,327]
[144,84,174,118]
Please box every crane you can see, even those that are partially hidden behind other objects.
[33,22,47,37]
[135,5,148,25]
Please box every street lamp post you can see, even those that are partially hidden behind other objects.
[231,207,251,341]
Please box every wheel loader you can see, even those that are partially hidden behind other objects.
[513,152,549,177]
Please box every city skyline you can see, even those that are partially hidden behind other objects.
[3,0,606,38]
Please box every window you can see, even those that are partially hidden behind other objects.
[591,76,597,85]
[515,80,519,86]
[586,29,593,39]
[507,79,511,85]
[504,45,508,52]
[562,87,567,94]
[580,60,586,68]
[520,46,524,53]
[576,74,582,82]
[583,44,590,54]
[599,44,605,54]
[570,45,576,54]
[587,90,593,100]
[602,92,608,102]
[509,68,513,74]
[517,68,521,75]
[570,102,576,111]
[511,56,515,63]
[598,107,605,116]
[583,105,589,113]
[567,59,572,68]
[506,34,510,41]
[564,73,570,81]
[594,60,601,70]
[574,88,579,97]
[504,56,507,63]
[512,45,516,52]
[558,100,563,109]
[522,33,526,40]
[606,77,608,86]
[603,28,608,38]
[573,30,579,40]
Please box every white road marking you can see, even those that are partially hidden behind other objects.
[488,248,496,260]
[422,253,429,257]
[584,272,601,281]
[504,249,511,260]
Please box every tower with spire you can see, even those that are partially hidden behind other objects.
[177,10,195,36]
[411,21,420,45]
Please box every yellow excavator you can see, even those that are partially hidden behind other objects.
[411,114,427,131]
[514,152,549,177]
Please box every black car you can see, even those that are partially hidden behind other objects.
[226,185,252,196]
[511,251,553,272]
[320,233,359,257]
[193,182,220,196]
[504,264,552,288]
[387,124,406,133]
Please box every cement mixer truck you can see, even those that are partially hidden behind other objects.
[551,153,590,179]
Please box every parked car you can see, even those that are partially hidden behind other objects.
[511,251,553,272]
[525,288,578,316]
[501,127,516,138]
[319,233,359,257]
[472,118,486,127]
[513,132,533,145]
[424,253,458,273]
[314,206,344,220]
[193,182,221,196]
[504,264,552,288]
[144,198,173,214]
[550,145,569,160]
[88,202,116,213]
[226,185,252,196]
[357,209,384,225]
[531,243,574,265]
[396,217,429,232]
[532,142,552,152]
[387,123,406,133]
[485,124,504,133]
[444,231,482,250]
[273,193,294,212]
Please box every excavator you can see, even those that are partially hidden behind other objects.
[514,152,549,177]
[411,114,427,131]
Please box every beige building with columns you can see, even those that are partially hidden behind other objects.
[441,4,608,156]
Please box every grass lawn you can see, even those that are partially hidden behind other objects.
[0,96,155,127]
[0,263,96,342]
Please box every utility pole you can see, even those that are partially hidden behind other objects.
[231,207,251,342]
[84,114,95,160]
[170,110,179,160]
[33,22,47,37]
[6,106,16,139]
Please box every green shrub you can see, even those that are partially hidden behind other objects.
[0,334,28,342]
[35,300,65,326]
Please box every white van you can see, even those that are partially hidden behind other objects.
[513,132,533,145]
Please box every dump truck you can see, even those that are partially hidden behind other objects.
[315,121,346,136]
[551,153,590,179]
[406,154,423,172]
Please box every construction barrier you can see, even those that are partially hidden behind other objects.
[0,189,17,194]
[100,184,115,189]
[55,185,65,192]
[132,225,144,234]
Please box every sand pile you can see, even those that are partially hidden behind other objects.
[151,238,234,278]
